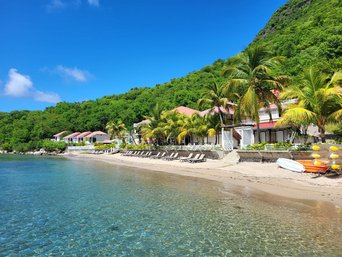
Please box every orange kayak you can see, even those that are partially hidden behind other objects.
[296,160,329,173]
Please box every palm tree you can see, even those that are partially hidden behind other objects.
[177,113,215,144]
[140,103,165,145]
[198,77,235,126]
[223,45,288,142]
[106,120,126,139]
[206,113,221,144]
[162,111,183,144]
[275,69,342,142]
[193,114,216,144]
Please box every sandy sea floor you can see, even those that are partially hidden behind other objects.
[66,152,342,208]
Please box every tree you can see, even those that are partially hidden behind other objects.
[177,113,215,144]
[140,103,166,145]
[198,76,235,126]
[106,120,126,139]
[275,69,342,142]
[161,111,183,144]
[223,45,288,142]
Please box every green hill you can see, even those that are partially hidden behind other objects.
[0,0,341,151]
[251,0,342,75]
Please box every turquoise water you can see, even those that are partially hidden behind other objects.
[0,155,341,256]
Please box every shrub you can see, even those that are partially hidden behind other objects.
[42,140,66,152]
[125,143,150,150]
[246,142,267,150]
[95,143,117,150]
[273,142,292,149]
[1,142,13,152]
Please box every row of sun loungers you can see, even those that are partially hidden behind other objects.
[121,151,206,163]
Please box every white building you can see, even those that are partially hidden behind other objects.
[53,131,67,141]
[76,131,92,143]
[63,132,81,144]
[85,131,110,143]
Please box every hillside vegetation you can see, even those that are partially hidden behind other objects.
[0,0,341,151]
[251,0,342,75]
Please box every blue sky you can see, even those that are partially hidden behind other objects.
[0,0,287,112]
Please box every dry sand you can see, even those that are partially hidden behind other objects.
[66,152,342,207]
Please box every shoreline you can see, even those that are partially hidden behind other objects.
[66,153,342,207]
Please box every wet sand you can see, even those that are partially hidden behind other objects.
[66,152,342,207]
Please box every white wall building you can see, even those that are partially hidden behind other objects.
[85,131,110,143]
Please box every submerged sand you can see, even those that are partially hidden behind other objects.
[66,152,342,207]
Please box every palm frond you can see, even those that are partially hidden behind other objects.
[275,107,316,128]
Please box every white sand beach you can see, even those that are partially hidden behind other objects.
[66,152,342,207]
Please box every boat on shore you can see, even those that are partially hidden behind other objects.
[276,158,305,173]
[296,160,329,173]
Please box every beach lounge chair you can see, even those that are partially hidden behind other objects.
[164,152,179,161]
[162,152,175,160]
[179,153,193,162]
[151,152,166,159]
[139,151,149,157]
[122,150,132,156]
[141,152,152,158]
[127,151,136,156]
[185,153,199,162]
[150,152,161,159]
[133,151,143,157]
[189,154,206,163]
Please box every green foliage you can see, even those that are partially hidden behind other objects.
[251,0,342,75]
[1,142,13,151]
[42,140,66,152]
[273,142,293,149]
[246,142,267,150]
[125,143,150,150]
[94,143,117,150]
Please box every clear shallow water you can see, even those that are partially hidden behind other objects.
[0,155,341,256]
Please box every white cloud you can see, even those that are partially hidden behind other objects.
[3,69,61,104]
[88,0,99,7]
[34,91,61,103]
[47,0,81,11]
[56,65,92,82]
[47,0,66,10]
[4,68,33,97]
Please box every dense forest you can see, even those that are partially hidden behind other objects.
[0,0,341,151]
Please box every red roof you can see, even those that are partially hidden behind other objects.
[253,121,282,129]
[199,106,234,116]
[77,131,92,138]
[86,131,108,137]
[63,132,81,139]
[172,106,199,116]
[53,131,67,137]
[134,119,151,127]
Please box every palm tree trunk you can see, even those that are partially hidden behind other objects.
[256,123,261,143]
[319,127,326,143]
[217,106,224,126]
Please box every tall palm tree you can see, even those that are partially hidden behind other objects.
[193,114,216,144]
[177,113,215,144]
[275,69,342,142]
[140,103,165,145]
[106,120,126,139]
[206,113,221,144]
[223,45,288,142]
[162,111,183,144]
[198,77,235,126]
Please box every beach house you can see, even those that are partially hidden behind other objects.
[76,131,92,143]
[63,132,81,144]
[85,131,110,143]
[53,131,68,141]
